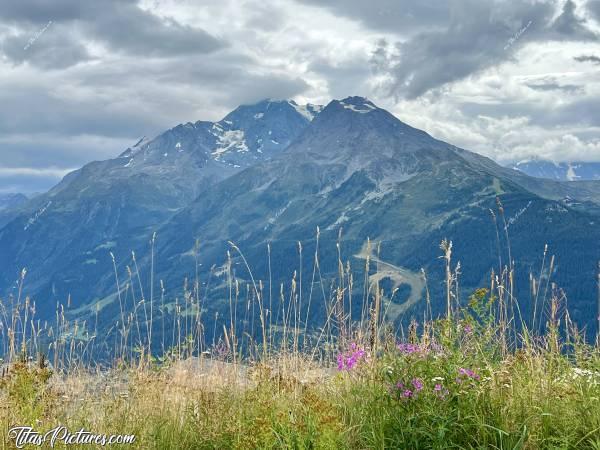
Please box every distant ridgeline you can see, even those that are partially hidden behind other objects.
[512,159,600,181]
[1,96,599,359]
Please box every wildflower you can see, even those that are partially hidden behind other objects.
[412,378,424,391]
[458,367,480,380]
[397,343,421,355]
[434,384,442,392]
[337,342,367,371]
[396,381,404,390]
[403,389,413,398]
[456,367,480,387]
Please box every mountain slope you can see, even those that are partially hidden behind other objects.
[151,97,600,337]
[0,100,319,317]
[0,193,27,211]
[0,193,28,228]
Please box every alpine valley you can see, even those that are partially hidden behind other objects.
[1,97,599,352]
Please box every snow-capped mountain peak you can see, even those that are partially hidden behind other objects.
[338,96,377,113]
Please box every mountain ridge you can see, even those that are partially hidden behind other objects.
[512,159,600,181]
[1,96,599,348]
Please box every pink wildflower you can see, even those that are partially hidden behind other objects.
[412,378,424,391]
[458,367,480,380]
[336,342,367,371]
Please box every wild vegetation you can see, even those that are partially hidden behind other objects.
[1,224,600,449]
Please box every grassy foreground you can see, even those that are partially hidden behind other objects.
[1,311,600,449]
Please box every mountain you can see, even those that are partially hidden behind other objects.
[0,193,29,229]
[0,99,319,318]
[151,97,600,339]
[513,159,600,181]
[1,96,599,350]
[0,193,27,211]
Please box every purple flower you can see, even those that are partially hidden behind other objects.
[397,343,420,354]
[396,381,404,390]
[463,324,473,334]
[336,343,367,371]
[403,389,413,398]
[434,384,442,392]
[412,378,424,391]
[457,367,480,381]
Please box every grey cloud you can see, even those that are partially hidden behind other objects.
[548,0,598,40]
[0,135,131,169]
[588,0,600,20]
[0,0,90,24]
[574,54,600,64]
[526,82,584,94]
[542,96,600,127]
[79,57,311,118]
[458,101,538,121]
[372,0,555,99]
[296,0,451,35]
[1,23,92,69]
[243,3,288,31]
[0,135,131,194]
[309,58,373,99]
[86,2,226,57]
[371,0,598,100]
[0,171,65,195]
[0,82,168,138]
[217,76,309,108]
[459,94,600,128]
[0,0,225,68]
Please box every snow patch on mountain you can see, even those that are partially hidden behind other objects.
[566,163,579,181]
[339,98,376,114]
[326,211,350,230]
[211,129,249,159]
[289,101,322,121]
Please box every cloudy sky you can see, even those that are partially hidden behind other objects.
[1,0,600,193]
